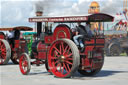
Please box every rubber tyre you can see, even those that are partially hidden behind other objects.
[19,53,31,75]
[0,39,11,65]
[78,51,104,76]
[48,39,80,78]
[109,43,121,56]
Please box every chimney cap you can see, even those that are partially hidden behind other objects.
[36,11,43,16]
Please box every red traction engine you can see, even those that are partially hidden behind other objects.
[19,13,114,78]
[0,27,33,65]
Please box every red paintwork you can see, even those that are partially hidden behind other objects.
[0,26,33,31]
[29,16,88,22]
[21,13,114,77]
[10,39,28,63]
[38,52,46,59]
[0,33,26,63]
[29,13,114,23]
[0,40,6,64]
[96,39,105,44]
[48,40,73,78]
[37,41,47,51]
[0,35,5,39]
[84,46,94,55]
[0,27,32,65]
[37,41,47,59]
[31,24,104,72]
[15,39,27,54]
[0,32,5,39]
[33,24,72,61]
[85,39,95,44]
[53,25,71,40]
[14,40,20,48]
[92,48,103,69]
[30,25,72,68]
[40,24,71,45]
[79,38,105,70]
[19,54,29,75]
[44,35,53,44]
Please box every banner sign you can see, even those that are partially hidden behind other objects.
[29,16,88,22]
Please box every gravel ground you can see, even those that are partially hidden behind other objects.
[0,56,128,85]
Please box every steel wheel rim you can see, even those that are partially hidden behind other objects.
[19,55,29,74]
[0,40,6,64]
[48,41,73,77]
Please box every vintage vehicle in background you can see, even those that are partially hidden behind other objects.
[0,26,33,65]
[19,12,114,78]
[105,34,128,56]
[22,32,36,55]
[104,21,128,56]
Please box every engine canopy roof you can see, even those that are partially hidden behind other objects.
[29,13,114,23]
[0,26,33,31]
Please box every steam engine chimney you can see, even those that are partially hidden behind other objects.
[36,11,43,16]
[36,11,42,37]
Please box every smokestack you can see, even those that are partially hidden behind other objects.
[36,11,43,16]
[36,11,42,37]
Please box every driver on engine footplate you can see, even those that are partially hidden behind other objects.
[73,22,94,52]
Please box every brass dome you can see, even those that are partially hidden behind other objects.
[90,1,99,7]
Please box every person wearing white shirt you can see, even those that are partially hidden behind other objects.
[8,31,14,39]
[8,30,15,48]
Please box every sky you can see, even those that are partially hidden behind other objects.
[0,0,127,28]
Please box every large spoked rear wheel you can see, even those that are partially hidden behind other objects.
[0,39,11,65]
[48,39,80,78]
[19,53,31,75]
[78,51,104,76]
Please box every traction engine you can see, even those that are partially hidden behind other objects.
[0,27,33,65]
[19,12,114,78]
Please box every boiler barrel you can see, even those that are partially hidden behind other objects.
[31,41,47,53]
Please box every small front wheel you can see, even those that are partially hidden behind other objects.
[19,53,31,75]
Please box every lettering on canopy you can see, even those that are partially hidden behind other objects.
[29,16,88,22]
